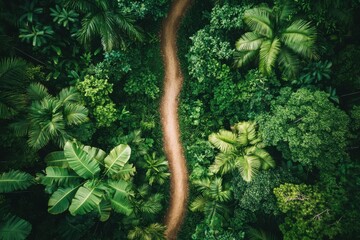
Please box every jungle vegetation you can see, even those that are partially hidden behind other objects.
[0,0,359,239]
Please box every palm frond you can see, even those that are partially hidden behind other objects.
[278,48,300,78]
[237,155,261,182]
[63,103,88,125]
[234,50,258,68]
[58,87,81,104]
[0,58,27,86]
[244,7,273,38]
[259,38,281,75]
[27,83,50,101]
[234,121,258,146]
[128,223,166,240]
[138,193,163,214]
[209,152,237,175]
[208,130,237,153]
[281,20,317,59]
[189,196,206,212]
[0,170,34,193]
[209,178,232,202]
[236,32,263,51]
[0,215,32,240]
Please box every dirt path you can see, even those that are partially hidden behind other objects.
[160,0,191,239]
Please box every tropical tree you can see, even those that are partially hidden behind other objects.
[36,140,136,220]
[190,177,232,229]
[208,121,275,182]
[65,0,143,51]
[11,83,89,150]
[234,5,317,78]
[139,152,170,186]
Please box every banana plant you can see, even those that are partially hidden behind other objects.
[208,121,275,182]
[36,140,136,221]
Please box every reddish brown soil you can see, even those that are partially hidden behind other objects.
[160,0,191,239]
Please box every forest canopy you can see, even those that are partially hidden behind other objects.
[0,0,359,239]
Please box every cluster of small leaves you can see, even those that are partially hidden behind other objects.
[192,221,244,240]
[209,3,247,31]
[94,51,132,82]
[274,183,342,239]
[124,70,160,100]
[233,168,297,215]
[187,27,234,84]
[237,70,281,119]
[257,87,350,170]
[76,75,118,127]
[117,0,169,20]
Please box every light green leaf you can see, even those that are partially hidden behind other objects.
[64,141,100,179]
[69,183,104,216]
[48,185,80,214]
[104,144,131,177]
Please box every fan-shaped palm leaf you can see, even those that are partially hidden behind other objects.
[63,103,88,125]
[0,215,31,240]
[209,152,237,175]
[0,170,34,193]
[244,7,273,38]
[234,121,258,146]
[237,155,261,182]
[48,185,80,214]
[189,196,206,212]
[278,48,300,78]
[69,182,104,216]
[209,130,237,153]
[64,141,100,179]
[27,83,50,101]
[58,87,81,104]
[104,144,131,177]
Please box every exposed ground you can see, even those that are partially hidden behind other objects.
[160,0,191,239]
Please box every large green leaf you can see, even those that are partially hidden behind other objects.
[111,193,133,216]
[244,7,273,38]
[40,166,80,187]
[107,180,132,197]
[45,151,68,167]
[209,152,237,175]
[104,144,131,177]
[237,155,261,182]
[48,185,80,214]
[0,170,34,193]
[0,215,32,240]
[208,130,237,153]
[97,200,111,222]
[82,145,106,166]
[64,141,100,179]
[69,183,104,216]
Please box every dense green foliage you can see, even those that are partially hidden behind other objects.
[0,0,359,239]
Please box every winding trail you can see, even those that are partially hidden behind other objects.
[160,0,191,239]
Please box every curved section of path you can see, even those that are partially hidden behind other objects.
[160,0,191,239]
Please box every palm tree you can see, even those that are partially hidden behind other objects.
[65,0,143,51]
[208,121,275,182]
[11,83,89,150]
[139,152,170,186]
[234,5,317,78]
[190,177,232,229]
